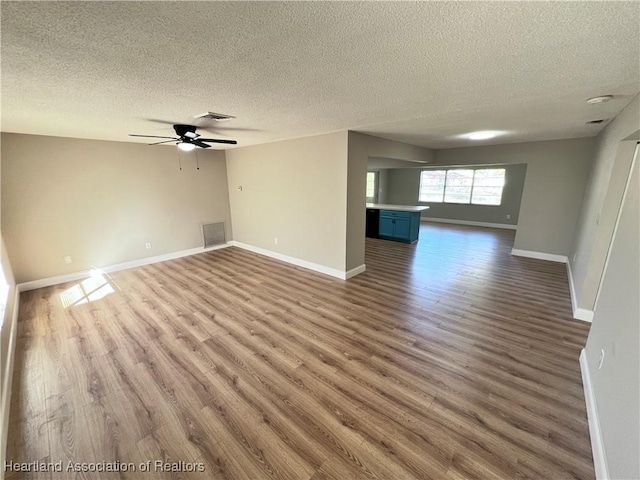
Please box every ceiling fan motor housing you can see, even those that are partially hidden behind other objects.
[174,124,198,138]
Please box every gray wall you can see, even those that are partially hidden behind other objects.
[1,133,233,283]
[360,137,435,164]
[385,164,527,226]
[377,169,389,204]
[367,157,433,169]
[347,132,434,271]
[569,94,640,310]
[226,132,349,272]
[385,168,420,206]
[225,131,433,274]
[584,147,639,480]
[435,138,595,256]
[346,133,368,271]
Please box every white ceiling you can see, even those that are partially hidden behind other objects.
[2,1,639,150]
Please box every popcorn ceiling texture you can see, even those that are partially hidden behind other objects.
[1,1,638,149]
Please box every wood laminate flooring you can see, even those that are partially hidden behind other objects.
[7,224,594,479]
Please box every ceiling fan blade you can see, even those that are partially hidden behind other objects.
[144,118,179,126]
[142,118,259,133]
[129,134,177,139]
[148,139,178,146]
[198,138,238,145]
[199,126,261,133]
[192,140,211,149]
[144,118,263,135]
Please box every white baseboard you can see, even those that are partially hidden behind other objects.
[17,243,232,292]
[513,249,594,321]
[580,349,609,480]
[421,217,517,230]
[15,241,367,291]
[567,263,594,322]
[574,307,594,323]
[567,261,579,313]
[230,241,364,280]
[511,248,568,264]
[345,264,366,279]
[1,289,20,476]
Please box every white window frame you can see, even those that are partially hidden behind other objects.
[366,171,379,203]
[418,167,506,206]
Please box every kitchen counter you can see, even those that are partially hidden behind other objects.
[366,203,429,213]
[366,204,429,242]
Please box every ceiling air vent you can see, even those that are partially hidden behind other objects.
[194,112,235,121]
[202,222,226,248]
[586,119,607,125]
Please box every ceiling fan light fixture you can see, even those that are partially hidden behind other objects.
[178,142,196,152]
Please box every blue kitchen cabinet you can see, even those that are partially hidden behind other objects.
[379,216,395,237]
[379,210,421,243]
[393,217,411,238]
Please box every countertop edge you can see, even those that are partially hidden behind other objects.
[366,203,430,213]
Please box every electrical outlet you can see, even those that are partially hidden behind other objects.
[274,238,279,245]
[506,214,511,220]
[64,256,72,264]
[598,349,605,369]
[145,242,152,249]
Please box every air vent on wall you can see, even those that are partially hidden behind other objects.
[202,222,226,248]
[194,112,236,121]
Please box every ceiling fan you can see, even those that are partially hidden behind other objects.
[129,124,237,151]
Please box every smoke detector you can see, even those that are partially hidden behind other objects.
[194,112,235,121]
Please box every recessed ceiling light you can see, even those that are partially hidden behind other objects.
[178,142,196,152]
[587,95,613,104]
[463,131,504,140]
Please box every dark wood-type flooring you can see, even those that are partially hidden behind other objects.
[7,224,594,479]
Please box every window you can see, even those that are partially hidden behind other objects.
[444,169,473,204]
[471,168,506,205]
[419,168,505,205]
[366,171,378,203]
[418,170,446,202]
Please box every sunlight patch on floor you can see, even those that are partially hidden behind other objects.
[60,269,117,308]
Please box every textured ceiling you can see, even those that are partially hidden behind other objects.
[2,1,639,150]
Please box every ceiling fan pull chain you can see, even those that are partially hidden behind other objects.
[196,149,200,170]
[177,149,182,171]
